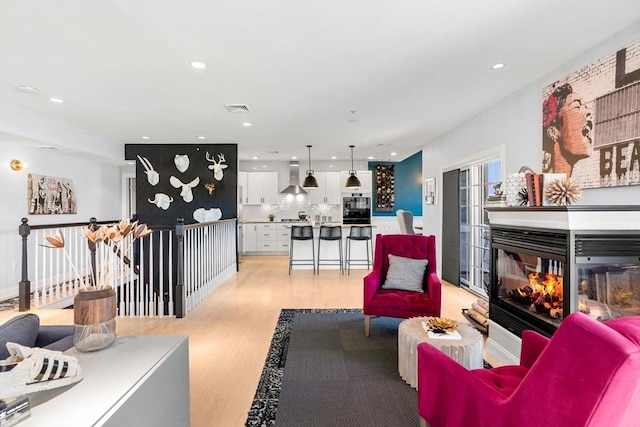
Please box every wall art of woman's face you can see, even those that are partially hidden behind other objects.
[557,92,593,158]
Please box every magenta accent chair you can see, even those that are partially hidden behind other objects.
[363,234,441,336]
[417,312,640,427]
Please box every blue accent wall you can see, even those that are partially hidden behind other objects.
[370,151,422,216]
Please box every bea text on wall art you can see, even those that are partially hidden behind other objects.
[542,40,640,189]
[28,174,77,215]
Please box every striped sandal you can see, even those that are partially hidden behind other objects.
[0,342,83,400]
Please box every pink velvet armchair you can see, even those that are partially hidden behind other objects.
[417,312,640,427]
[363,234,441,336]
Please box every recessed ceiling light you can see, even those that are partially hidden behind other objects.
[142,136,150,140]
[252,156,259,160]
[16,85,39,94]
[390,152,397,156]
[492,63,505,69]
[291,156,297,160]
[368,156,374,160]
[262,165,267,168]
[49,97,64,103]
[198,136,205,140]
[252,167,257,170]
[329,164,334,168]
[331,156,337,160]
[242,122,252,127]
[190,61,206,69]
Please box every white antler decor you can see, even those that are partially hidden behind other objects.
[148,193,173,210]
[206,152,228,181]
[169,176,200,202]
[136,155,159,186]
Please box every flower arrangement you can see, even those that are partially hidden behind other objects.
[42,219,152,290]
[83,219,152,289]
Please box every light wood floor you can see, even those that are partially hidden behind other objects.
[0,256,478,427]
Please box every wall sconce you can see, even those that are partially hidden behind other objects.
[10,159,27,171]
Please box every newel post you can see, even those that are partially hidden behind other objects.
[18,218,31,311]
[175,217,185,318]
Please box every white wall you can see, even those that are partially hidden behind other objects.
[423,22,640,275]
[0,142,122,299]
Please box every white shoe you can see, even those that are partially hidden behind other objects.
[0,342,83,400]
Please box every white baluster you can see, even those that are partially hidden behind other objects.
[148,234,154,317]
[168,230,174,317]
[34,229,40,307]
[139,236,144,317]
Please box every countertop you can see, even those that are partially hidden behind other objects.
[240,220,374,228]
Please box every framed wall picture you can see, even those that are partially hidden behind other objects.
[425,177,436,205]
[28,174,77,214]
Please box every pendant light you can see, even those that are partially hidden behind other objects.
[302,145,319,188]
[345,145,361,189]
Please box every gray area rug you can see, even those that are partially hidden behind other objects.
[245,309,419,427]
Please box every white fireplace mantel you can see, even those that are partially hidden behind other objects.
[486,205,640,231]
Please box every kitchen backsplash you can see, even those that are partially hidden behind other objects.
[240,194,342,222]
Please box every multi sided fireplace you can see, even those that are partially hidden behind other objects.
[491,227,569,337]
[485,206,640,365]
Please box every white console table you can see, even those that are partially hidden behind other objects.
[21,335,190,427]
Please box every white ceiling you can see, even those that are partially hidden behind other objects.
[1,1,639,163]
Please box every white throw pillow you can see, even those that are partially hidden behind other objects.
[381,254,428,293]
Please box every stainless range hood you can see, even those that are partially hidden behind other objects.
[280,161,308,195]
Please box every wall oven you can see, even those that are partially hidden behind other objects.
[343,196,371,224]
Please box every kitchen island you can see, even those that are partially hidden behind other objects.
[241,221,374,270]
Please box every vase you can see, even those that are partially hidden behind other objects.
[73,286,117,352]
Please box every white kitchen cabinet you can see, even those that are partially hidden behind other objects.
[238,171,248,204]
[255,223,277,251]
[276,223,292,252]
[243,223,291,253]
[306,171,341,205]
[341,170,373,195]
[243,223,258,253]
[246,172,279,205]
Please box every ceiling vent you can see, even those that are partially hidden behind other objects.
[280,161,308,195]
[224,104,251,113]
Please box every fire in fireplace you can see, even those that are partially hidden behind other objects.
[510,271,564,319]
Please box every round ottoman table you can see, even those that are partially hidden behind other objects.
[398,316,483,389]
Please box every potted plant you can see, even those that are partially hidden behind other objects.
[268,214,275,222]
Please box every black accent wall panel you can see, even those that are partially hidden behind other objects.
[124,144,238,226]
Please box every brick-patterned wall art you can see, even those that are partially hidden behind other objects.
[542,40,640,189]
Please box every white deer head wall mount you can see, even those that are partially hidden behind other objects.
[206,152,228,181]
